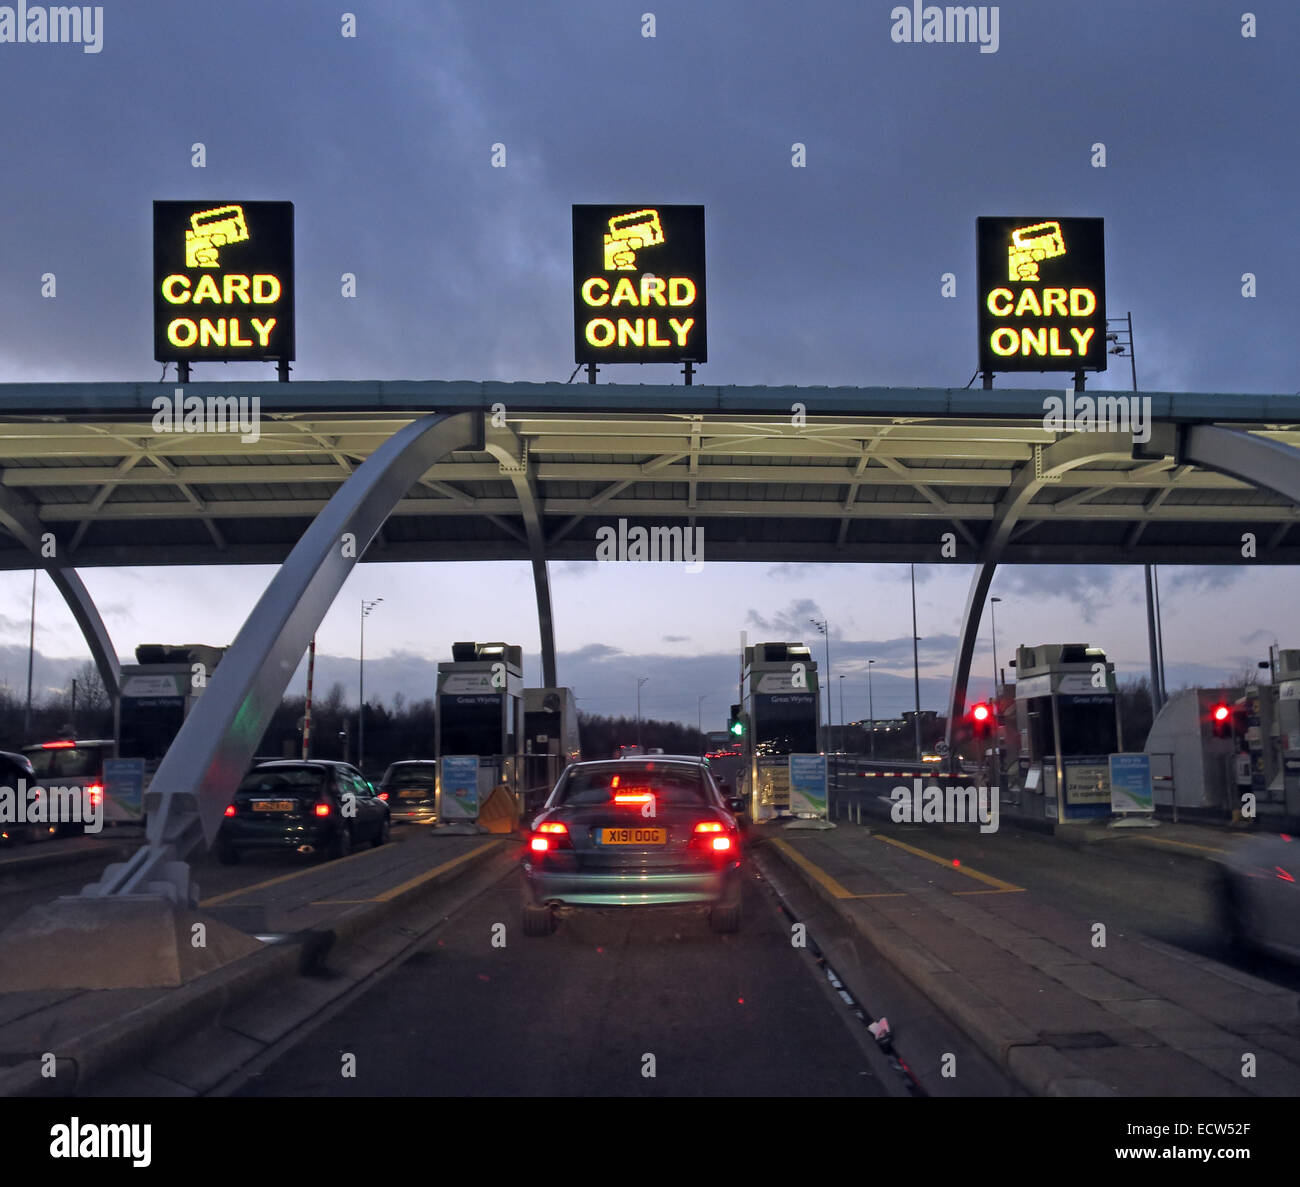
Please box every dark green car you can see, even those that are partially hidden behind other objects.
[217,760,389,863]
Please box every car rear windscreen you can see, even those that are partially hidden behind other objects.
[238,769,327,795]
[383,767,437,787]
[25,746,103,779]
[558,764,707,806]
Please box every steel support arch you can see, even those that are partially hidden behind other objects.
[484,424,557,688]
[945,431,1137,751]
[82,411,483,904]
[0,481,120,699]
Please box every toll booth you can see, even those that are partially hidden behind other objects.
[435,641,524,826]
[523,687,580,806]
[1009,643,1123,823]
[1146,648,1300,825]
[737,641,819,822]
[1278,650,1300,820]
[115,643,228,821]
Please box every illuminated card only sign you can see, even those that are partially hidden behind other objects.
[573,204,706,364]
[153,201,295,362]
[976,216,1105,373]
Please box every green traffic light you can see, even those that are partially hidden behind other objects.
[730,720,744,736]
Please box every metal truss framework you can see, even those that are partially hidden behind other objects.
[0,382,1294,837]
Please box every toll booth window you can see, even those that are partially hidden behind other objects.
[1026,696,1054,760]
[1057,695,1118,755]
[753,694,818,755]
[26,746,104,779]
[557,764,707,806]
[120,696,186,759]
[440,696,503,756]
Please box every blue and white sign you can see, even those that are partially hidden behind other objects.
[102,757,146,822]
[1109,753,1154,814]
[439,755,480,820]
[789,753,828,818]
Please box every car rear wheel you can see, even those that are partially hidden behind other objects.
[523,903,555,937]
[329,824,353,861]
[371,816,390,847]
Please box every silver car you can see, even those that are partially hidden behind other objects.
[522,757,745,936]
[1218,831,1300,962]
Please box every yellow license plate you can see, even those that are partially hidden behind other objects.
[252,800,293,812]
[598,827,666,845]
[399,789,427,799]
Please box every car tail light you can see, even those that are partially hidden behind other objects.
[42,740,76,748]
[313,802,332,818]
[86,783,104,806]
[690,819,735,852]
[530,820,572,852]
[378,791,389,802]
[223,804,236,817]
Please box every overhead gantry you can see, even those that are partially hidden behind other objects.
[945,423,1300,750]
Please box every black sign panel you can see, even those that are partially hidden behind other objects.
[154,201,295,362]
[977,216,1105,373]
[573,204,706,364]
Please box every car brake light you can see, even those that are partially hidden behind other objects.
[378,791,389,801]
[530,820,571,852]
[313,802,331,817]
[614,792,653,804]
[690,819,735,852]
[223,804,236,817]
[42,740,76,748]
[711,836,732,852]
[694,821,724,833]
[87,783,104,805]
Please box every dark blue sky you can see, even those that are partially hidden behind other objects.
[0,0,1295,725]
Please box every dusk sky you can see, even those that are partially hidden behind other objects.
[0,1,1296,730]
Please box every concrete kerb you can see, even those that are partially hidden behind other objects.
[0,839,141,877]
[757,836,1114,1097]
[0,836,514,1097]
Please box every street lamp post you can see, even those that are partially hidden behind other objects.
[910,564,922,762]
[809,618,832,753]
[359,597,383,773]
[867,659,876,760]
[636,677,649,749]
[990,596,1002,699]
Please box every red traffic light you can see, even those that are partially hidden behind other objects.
[1212,704,1230,722]
[971,703,991,722]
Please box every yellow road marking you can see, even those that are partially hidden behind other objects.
[769,837,860,899]
[317,840,504,905]
[874,834,1024,892]
[954,887,1027,895]
[1135,836,1227,855]
[200,844,385,907]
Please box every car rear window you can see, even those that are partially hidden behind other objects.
[557,763,708,806]
[25,745,104,779]
[238,768,327,795]
[383,766,437,787]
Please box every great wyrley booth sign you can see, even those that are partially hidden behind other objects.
[154,201,295,362]
[977,216,1105,373]
[573,204,707,364]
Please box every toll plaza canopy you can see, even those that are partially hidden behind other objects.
[7,379,1294,904]
[0,380,1297,570]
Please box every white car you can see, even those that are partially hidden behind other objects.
[1218,832,1300,962]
